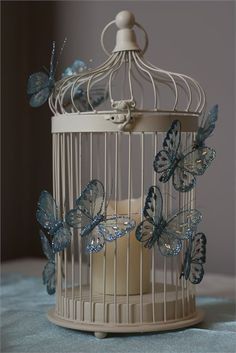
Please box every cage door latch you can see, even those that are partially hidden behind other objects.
[107,100,136,130]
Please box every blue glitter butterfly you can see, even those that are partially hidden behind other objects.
[66,179,136,253]
[62,59,88,77]
[39,230,56,295]
[61,59,107,111]
[194,104,218,149]
[135,186,202,256]
[36,190,71,253]
[153,107,218,192]
[27,40,66,107]
[180,232,206,284]
[27,42,56,107]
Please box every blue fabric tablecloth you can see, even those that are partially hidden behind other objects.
[1,273,236,353]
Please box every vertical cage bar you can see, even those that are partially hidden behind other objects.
[139,132,144,323]
[74,133,80,321]
[163,181,167,322]
[151,132,158,322]
[69,133,75,318]
[126,132,131,323]
[89,132,93,322]
[56,134,63,316]
[103,132,107,323]
[78,133,83,321]
[180,132,186,317]
[61,134,67,317]
[114,132,118,323]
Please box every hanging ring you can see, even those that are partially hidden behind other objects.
[100,20,149,57]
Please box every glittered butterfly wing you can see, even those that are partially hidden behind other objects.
[62,59,87,77]
[195,105,218,148]
[37,191,71,252]
[27,72,49,94]
[43,261,56,295]
[29,86,51,107]
[98,215,136,242]
[136,186,163,248]
[85,231,105,253]
[76,179,105,219]
[36,191,58,235]
[40,230,54,261]
[143,186,163,224]
[89,87,107,108]
[159,209,202,256]
[188,232,206,284]
[158,232,182,256]
[67,179,105,237]
[135,219,156,249]
[172,162,196,192]
[52,225,71,253]
[153,120,181,182]
[182,147,216,176]
[165,209,202,240]
[65,207,82,229]
[40,231,56,295]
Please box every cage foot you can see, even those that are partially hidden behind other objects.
[94,332,107,339]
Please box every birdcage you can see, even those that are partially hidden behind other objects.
[46,10,208,338]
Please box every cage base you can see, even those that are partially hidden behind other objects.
[47,308,204,336]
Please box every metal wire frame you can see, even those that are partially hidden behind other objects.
[52,130,196,326]
[49,49,206,116]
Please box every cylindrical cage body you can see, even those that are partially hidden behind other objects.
[48,115,203,333]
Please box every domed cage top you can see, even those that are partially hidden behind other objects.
[33,10,215,338]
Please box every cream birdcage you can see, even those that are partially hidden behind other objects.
[46,10,207,338]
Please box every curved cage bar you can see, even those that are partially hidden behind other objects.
[49,11,205,117]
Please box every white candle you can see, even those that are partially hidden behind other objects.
[92,198,151,295]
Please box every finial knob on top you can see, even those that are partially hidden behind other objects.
[115,10,135,29]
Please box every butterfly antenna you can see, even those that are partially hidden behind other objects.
[49,41,56,78]
[54,37,67,74]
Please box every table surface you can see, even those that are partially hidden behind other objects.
[1,258,236,353]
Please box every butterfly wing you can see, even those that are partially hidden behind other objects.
[135,219,156,249]
[40,230,54,261]
[76,179,105,219]
[195,105,218,147]
[29,87,51,107]
[85,230,105,253]
[36,191,58,233]
[165,209,202,240]
[188,232,206,284]
[98,216,136,241]
[182,147,216,176]
[62,59,87,77]
[143,186,163,225]
[51,224,71,253]
[172,164,196,192]
[153,120,181,182]
[27,72,49,94]
[39,231,56,295]
[89,87,107,108]
[42,261,56,295]
[65,207,82,228]
[158,231,182,256]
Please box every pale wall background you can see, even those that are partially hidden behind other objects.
[2,1,235,275]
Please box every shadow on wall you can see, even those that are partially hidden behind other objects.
[1,2,60,261]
